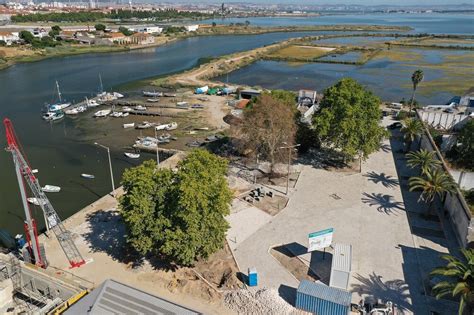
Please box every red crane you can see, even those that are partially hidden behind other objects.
[4,118,85,268]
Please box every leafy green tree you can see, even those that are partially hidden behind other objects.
[410,69,424,113]
[119,150,232,266]
[212,22,217,27]
[118,26,133,36]
[430,249,474,315]
[49,25,61,38]
[406,149,441,176]
[409,168,457,213]
[401,118,424,152]
[453,120,474,171]
[95,23,106,31]
[312,78,386,163]
[19,30,34,44]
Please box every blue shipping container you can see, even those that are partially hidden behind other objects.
[296,280,351,315]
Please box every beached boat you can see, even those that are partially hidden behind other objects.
[155,122,178,131]
[65,105,86,115]
[94,109,111,117]
[143,91,162,97]
[42,185,61,193]
[110,111,123,118]
[122,106,133,112]
[191,103,204,109]
[123,123,135,129]
[31,169,39,174]
[81,173,95,179]
[163,93,177,97]
[27,197,46,206]
[86,97,100,107]
[124,152,140,159]
[136,122,153,129]
[122,112,129,117]
[135,105,147,111]
[147,98,160,103]
[42,111,64,121]
[176,102,189,109]
[113,92,124,99]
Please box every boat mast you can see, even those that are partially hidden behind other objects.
[99,74,104,93]
[56,81,62,103]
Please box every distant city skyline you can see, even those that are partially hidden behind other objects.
[178,0,470,5]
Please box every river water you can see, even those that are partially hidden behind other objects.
[0,13,472,236]
[0,31,327,234]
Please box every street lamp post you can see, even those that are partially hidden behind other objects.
[94,142,115,196]
[279,143,300,195]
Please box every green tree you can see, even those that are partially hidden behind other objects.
[19,30,34,44]
[410,69,424,113]
[409,168,457,213]
[212,22,217,27]
[49,25,61,38]
[453,120,474,171]
[95,23,106,31]
[119,150,232,266]
[118,26,133,36]
[401,118,424,152]
[312,78,386,164]
[430,249,474,315]
[406,149,441,176]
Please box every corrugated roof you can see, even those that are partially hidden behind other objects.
[297,280,351,306]
[64,279,200,315]
[332,243,352,272]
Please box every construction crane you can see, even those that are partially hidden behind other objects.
[4,118,85,269]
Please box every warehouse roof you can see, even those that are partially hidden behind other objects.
[64,279,200,315]
[297,280,351,306]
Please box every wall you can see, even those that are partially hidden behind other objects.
[450,170,474,190]
[419,110,471,131]
[416,112,473,247]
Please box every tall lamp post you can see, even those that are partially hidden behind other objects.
[94,142,115,196]
[279,143,300,195]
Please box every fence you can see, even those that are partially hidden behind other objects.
[416,111,473,247]
[419,110,470,131]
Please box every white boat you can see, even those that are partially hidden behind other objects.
[136,122,153,129]
[143,90,162,97]
[122,106,133,112]
[110,111,123,118]
[113,92,124,99]
[155,122,178,131]
[147,98,160,103]
[42,185,61,193]
[42,111,64,121]
[122,112,129,117]
[64,105,86,115]
[86,97,100,108]
[135,105,147,111]
[164,93,177,97]
[123,123,135,129]
[94,109,111,117]
[81,173,95,179]
[46,81,71,112]
[27,197,46,206]
[124,152,140,159]
[176,102,189,108]
[31,169,39,174]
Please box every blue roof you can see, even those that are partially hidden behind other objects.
[297,280,351,306]
[469,99,474,108]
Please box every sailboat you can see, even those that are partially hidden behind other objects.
[47,81,71,112]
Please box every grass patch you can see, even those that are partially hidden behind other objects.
[372,48,424,62]
[267,45,336,60]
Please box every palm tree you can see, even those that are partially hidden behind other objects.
[430,249,474,315]
[410,69,424,113]
[409,168,457,213]
[406,149,442,176]
[401,118,424,152]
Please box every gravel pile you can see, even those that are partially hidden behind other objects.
[224,288,300,315]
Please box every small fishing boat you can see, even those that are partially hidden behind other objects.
[113,92,124,98]
[135,105,147,111]
[122,112,129,117]
[123,123,135,129]
[94,109,111,117]
[186,141,201,148]
[27,197,46,206]
[147,98,160,103]
[42,185,61,193]
[65,105,87,115]
[45,81,71,112]
[159,133,171,141]
[85,97,100,107]
[191,103,204,109]
[124,152,140,159]
[163,93,177,97]
[136,122,153,129]
[143,91,162,97]
[42,111,64,121]
[122,106,133,112]
[176,102,189,109]
[31,169,39,174]
[155,122,177,131]
[81,173,95,179]
[110,111,123,118]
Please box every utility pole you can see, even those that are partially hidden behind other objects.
[279,143,300,195]
[95,142,115,196]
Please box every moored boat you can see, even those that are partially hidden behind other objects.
[81,173,95,179]
[124,152,140,159]
[155,122,178,131]
[123,123,135,129]
[147,98,160,103]
[42,111,64,121]
[86,97,100,107]
[42,185,61,193]
[143,90,162,97]
[135,105,147,111]
[94,109,111,117]
[27,197,46,206]
[122,106,133,112]
[110,111,123,118]
[136,121,153,129]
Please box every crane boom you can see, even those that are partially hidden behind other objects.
[4,118,85,268]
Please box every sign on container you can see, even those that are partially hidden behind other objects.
[308,228,333,252]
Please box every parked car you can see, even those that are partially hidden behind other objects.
[388,122,403,129]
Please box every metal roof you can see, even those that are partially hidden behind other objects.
[332,243,352,272]
[297,280,351,306]
[64,279,200,315]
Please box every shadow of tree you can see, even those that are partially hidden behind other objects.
[297,148,349,170]
[379,143,392,153]
[362,192,405,215]
[364,171,399,188]
[351,272,412,313]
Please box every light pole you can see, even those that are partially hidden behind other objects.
[94,142,115,196]
[154,128,160,167]
[279,143,300,195]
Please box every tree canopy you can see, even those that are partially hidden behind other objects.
[94,24,106,32]
[119,150,232,266]
[312,78,386,162]
[450,119,474,171]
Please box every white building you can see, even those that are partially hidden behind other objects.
[184,24,199,32]
[136,26,163,34]
[0,31,19,45]
[32,28,48,38]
